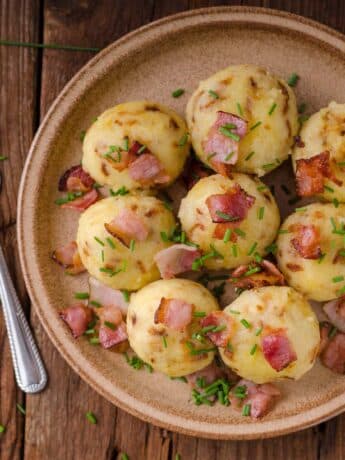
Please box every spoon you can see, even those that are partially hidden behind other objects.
[0,243,47,393]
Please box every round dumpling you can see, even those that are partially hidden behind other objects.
[292,102,345,202]
[82,100,190,191]
[76,195,176,291]
[178,173,280,270]
[219,286,320,383]
[276,203,345,301]
[186,64,298,176]
[127,279,220,376]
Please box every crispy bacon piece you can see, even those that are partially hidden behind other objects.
[210,161,233,177]
[60,303,93,338]
[154,298,193,331]
[89,277,129,315]
[261,331,297,371]
[61,189,98,211]
[154,244,202,279]
[52,241,85,275]
[230,260,285,289]
[291,224,322,259]
[200,311,233,347]
[128,153,170,185]
[295,151,341,197]
[105,208,148,247]
[58,165,95,192]
[323,297,345,334]
[320,322,345,374]
[206,184,255,226]
[183,158,212,189]
[229,379,281,419]
[203,111,247,170]
[97,303,128,349]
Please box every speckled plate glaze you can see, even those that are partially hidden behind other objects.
[18,7,345,439]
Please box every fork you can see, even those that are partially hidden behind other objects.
[0,243,47,393]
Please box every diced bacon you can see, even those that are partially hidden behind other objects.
[211,161,233,177]
[58,165,95,192]
[291,224,322,260]
[59,303,93,338]
[323,297,345,334]
[61,189,98,211]
[52,241,85,275]
[261,331,297,371]
[296,151,341,197]
[183,158,212,189]
[320,323,345,374]
[200,311,233,347]
[128,153,170,185]
[206,184,255,227]
[230,260,285,289]
[99,322,128,349]
[88,277,129,315]
[229,379,281,419]
[203,111,247,168]
[104,208,148,247]
[154,244,202,279]
[154,298,193,331]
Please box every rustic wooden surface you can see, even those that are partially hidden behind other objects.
[1,1,345,459]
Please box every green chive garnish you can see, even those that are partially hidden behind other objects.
[247,242,258,256]
[90,300,101,308]
[215,210,239,222]
[234,228,246,238]
[229,309,240,315]
[122,290,130,302]
[223,228,232,243]
[278,229,290,234]
[162,336,167,348]
[324,184,334,193]
[0,425,5,434]
[86,411,97,424]
[89,337,100,345]
[208,89,219,99]
[172,88,185,98]
[106,237,115,249]
[94,236,104,246]
[295,207,307,212]
[193,311,206,317]
[219,126,240,141]
[287,72,299,87]
[0,156,7,161]
[16,403,26,415]
[225,151,235,161]
[250,121,262,131]
[110,186,129,196]
[332,276,344,283]
[137,144,146,154]
[121,453,129,460]
[242,404,251,416]
[240,319,251,329]
[80,130,86,142]
[255,326,263,336]
[178,133,189,147]
[328,326,338,339]
[129,239,135,252]
[268,102,277,115]
[258,207,265,220]
[337,285,345,296]
[232,244,238,257]
[123,137,129,151]
[104,321,116,330]
[74,292,89,300]
[298,102,306,113]
[333,198,340,208]
[245,151,255,161]
[250,344,257,355]
[237,102,243,116]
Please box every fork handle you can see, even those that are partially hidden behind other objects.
[0,244,47,393]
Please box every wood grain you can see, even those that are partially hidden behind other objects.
[1,0,345,459]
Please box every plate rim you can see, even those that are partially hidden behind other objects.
[17,5,345,440]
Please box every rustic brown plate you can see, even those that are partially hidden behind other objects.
[17,6,345,439]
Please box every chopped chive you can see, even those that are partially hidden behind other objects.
[245,151,255,161]
[106,237,115,249]
[332,276,344,283]
[99,266,122,277]
[208,89,219,99]
[225,151,235,161]
[104,321,116,330]
[86,411,97,424]
[257,185,267,191]
[90,300,101,308]
[255,326,263,336]
[101,250,104,262]
[16,403,26,415]
[175,454,181,460]
[258,207,265,220]
[129,239,135,252]
[89,337,100,345]
[219,126,240,141]
[110,186,129,196]
[298,114,309,124]
[193,311,206,317]
[318,253,326,264]
[287,72,299,87]
[223,228,232,243]
[268,102,277,115]
[337,285,345,296]
[137,144,147,154]
[207,152,217,161]
[234,228,246,238]
[74,292,89,300]
[254,252,263,263]
[178,133,189,147]
[244,266,261,277]
[278,229,290,234]
[160,231,169,242]
[240,318,251,329]
[265,243,277,255]
[162,336,167,348]
[250,121,262,131]
[237,102,243,116]
[333,198,340,208]
[122,290,130,302]
[331,217,337,231]
[324,184,334,193]
[123,137,129,151]
[250,344,257,355]
[232,244,238,257]
[121,454,129,460]
[215,210,239,222]
[94,236,104,246]
[242,404,251,416]
[337,161,345,167]
[229,309,240,315]
[262,163,275,171]
[295,207,307,212]
[328,326,338,339]
[84,328,95,335]
[80,130,86,142]
[247,242,258,256]
[172,88,185,98]
[0,425,5,433]
[298,102,306,114]
[0,156,8,161]
[170,376,187,383]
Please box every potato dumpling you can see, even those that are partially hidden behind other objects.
[127,279,220,377]
[76,195,176,291]
[219,286,320,383]
[276,203,345,301]
[186,64,298,176]
[292,102,345,202]
[178,174,280,270]
[82,100,190,191]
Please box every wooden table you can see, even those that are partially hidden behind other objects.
[1,1,345,458]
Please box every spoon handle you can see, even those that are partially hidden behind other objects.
[0,244,47,393]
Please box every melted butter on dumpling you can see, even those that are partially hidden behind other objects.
[76,195,176,291]
[186,64,298,176]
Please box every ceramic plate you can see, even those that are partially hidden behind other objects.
[18,7,345,439]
